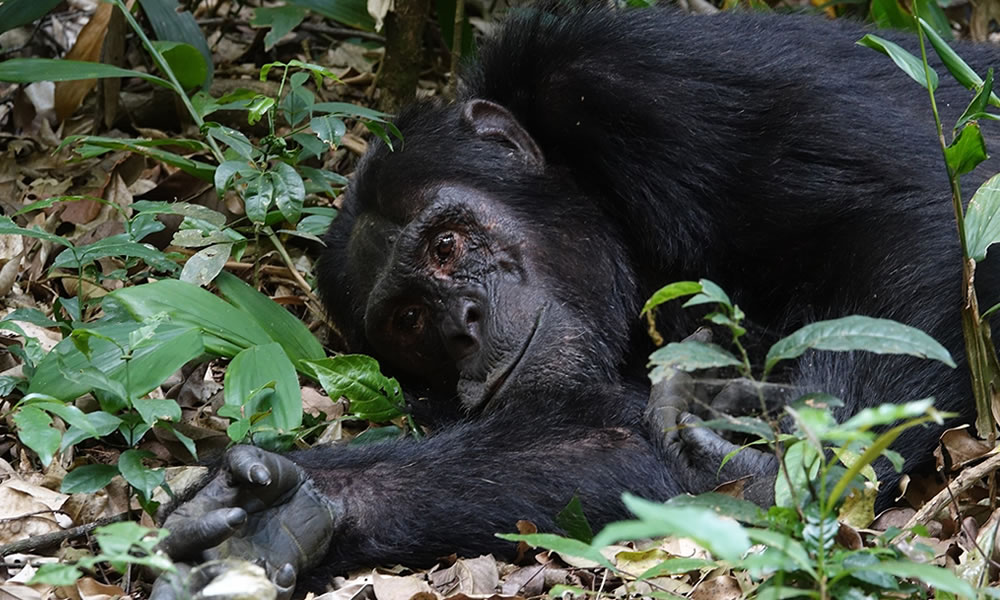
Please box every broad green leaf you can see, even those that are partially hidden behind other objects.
[664,492,768,527]
[283,0,375,30]
[304,355,405,422]
[648,340,742,383]
[349,425,404,445]
[919,18,999,107]
[773,440,822,508]
[913,0,952,39]
[857,34,939,91]
[640,281,701,315]
[0,216,72,246]
[215,160,257,192]
[245,173,274,223]
[745,529,816,577]
[137,0,213,88]
[61,411,122,451]
[764,315,955,374]
[64,137,215,181]
[495,533,611,568]
[945,123,988,176]
[28,563,83,586]
[869,0,912,31]
[51,238,177,272]
[955,68,995,130]
[252,6,308,50]
[683,279,732,310]
[0,58,170,87]
[62,464,119,493]
[180,243,231,286]
[591,494,751,563]
[150,40,207,90]
[836,398,935,432]
[109,280,273,357]
[965,173,1000,262]
[29,323,204,401]
[555,496,595,544]
[224,342,302,436]
[206,124,255,160]
[14,406,60,466]
[214,271,324,367]
[311,102,391,121]
[310,115,347,147]
[869,561,975,598]
[0,0,62,34]
[132,398,182,425]
[119,449,164,500]
[272,162,306,222]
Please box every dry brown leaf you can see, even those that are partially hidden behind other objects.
[691,575,742,600]
[0,478,71,544]
[371,572,438,600]
[54,2,113,122]
[936,425,994,473]
[428,555,498,596]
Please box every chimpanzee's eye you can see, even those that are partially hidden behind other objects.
[433,232,458,263]
[394,306,425,332]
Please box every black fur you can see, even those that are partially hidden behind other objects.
[303,5,999,578]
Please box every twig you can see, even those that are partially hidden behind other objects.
[0,513,128,557]
[895,451,1000,540]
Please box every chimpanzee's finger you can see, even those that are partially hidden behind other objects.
[160,507,247,560]
[273,563,297,600]
[225,446,301,497]
[148,564,192,600]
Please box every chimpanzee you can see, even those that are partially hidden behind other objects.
[150,5,1000,598]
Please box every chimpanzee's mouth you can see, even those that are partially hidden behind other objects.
[457,305,546,412]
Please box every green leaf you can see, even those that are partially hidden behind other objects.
[28,563,83,586]
[640,281,701,315]
[0,58,171,87]
[764,315,955,375]
[51,237,177,272]
[215,160,257,192]
[773,440,822,508]
[836,398,935,432]
[591,494,751,563]
[282,0,375,30]
[496,533,611,568]
[0,0,62,34]
[272,162,306,223]
[14,406,61,466]
[555,496,595,543]
[206,124,256,160]
[224,343,302,436]
[310,115,347,147]
[137,0,213,88]
[869,0,913,31]
[965,173,1000,262]
[637,557,718,580]
[132,397,182,424]
[109,280,273,357]
[65,137,216,181]
[29,323,204,402]
[304,355,405,422]
[62,464,120,493]
[252,6,308,50]
[150,40,207,90]
[919,18,999,107]
[857,34,939,91]
[180,243,231,286]
[119,449,164,500]
[0,216,72,246]
[868,561,975,598]
[214,271,324,367]
[744,529,817,577]
[648,341,742,383]
[945,122,988,176]
[664,493,768,527]
[245,173,274,223]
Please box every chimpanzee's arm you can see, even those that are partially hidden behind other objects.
[154,409,682,596]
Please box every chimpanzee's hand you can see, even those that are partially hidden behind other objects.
[149,446,338,600]
[645,337,780,506]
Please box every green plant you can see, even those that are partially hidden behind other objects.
[29,522,174,587]
[858,12,1000,442]
[503,280,973,599]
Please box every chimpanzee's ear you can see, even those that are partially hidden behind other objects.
[461,99,545,167]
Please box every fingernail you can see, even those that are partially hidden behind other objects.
[249,464,271,485]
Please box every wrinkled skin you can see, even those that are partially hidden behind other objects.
[153,6,1000,598]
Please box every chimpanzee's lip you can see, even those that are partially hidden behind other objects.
[459,305,546,412]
